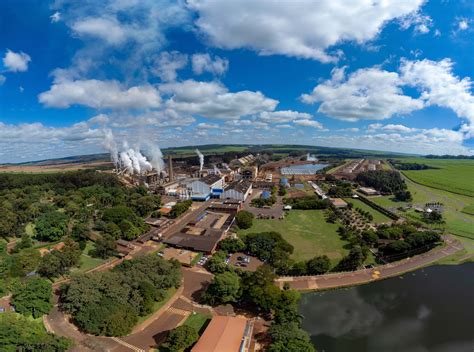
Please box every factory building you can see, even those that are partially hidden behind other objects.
[188,174,226,201]
[222,181,252,201]
[240,166,258,181]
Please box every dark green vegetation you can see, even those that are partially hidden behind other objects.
[161,325,199,352]
[251,186,277,208]
[389,160,438,170]
[59,255,181,336]
[356,170,407,195]
[283,196,330,210]
[235,210,254,229]
[202,264,315,352]
[0,312,72,352]
[11,277,53,318]
[168,200,192,219]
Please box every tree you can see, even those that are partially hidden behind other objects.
[306,255,330,275]
[218,237,246,253]
[90,235,117,259]
[0,312,72,351]
[235,210,254,229]
[11,233,32,253]
[395,190,412,202]
[35,211,69,242]
[268,322,315,352]
[335,246,367,272]
[163,325,199,352]
[11,278,53,318]
[203,271,241,305]
[9,248,41,277]
[38,238,82,279]
[205,251,228,274]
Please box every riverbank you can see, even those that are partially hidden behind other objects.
[276,235,463,291]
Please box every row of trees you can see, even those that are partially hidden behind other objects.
[168,200,192,219]
[59,255,181,336]
[283,196,330,210]
[356,170,407,194]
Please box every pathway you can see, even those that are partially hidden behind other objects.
[276,236,463,291]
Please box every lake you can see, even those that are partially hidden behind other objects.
[299,263,474,352]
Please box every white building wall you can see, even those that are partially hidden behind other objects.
[189,180,211,195]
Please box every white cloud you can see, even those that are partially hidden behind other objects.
[72,17,127,45]
[192,53,229,75]
[260,110,312,123]
[188,0,425,61]
[458,19,469,31]
[151,51,188,82]
[50,12,61,23]
[275,124,293,129]
[399,12,432,34]
[159,79,278,120]
[302,66,423,121]
[382,124,417,132]
[197,122,219,129]
[0,75,5,85]
[2,49,31,72]
[400,58,474,137]
[339,127,360,132]
[39,79,161,109]
[293,119,323,129]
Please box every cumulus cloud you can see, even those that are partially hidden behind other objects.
[159,79,278,119]
[191,53,229,75]
[302,66,424,121]
[72,17,127,45]
[50,12,61,23]
[260,110,312,123]
[399,12,432,34]
[151,51,188,82]
[2,49,31,72]
[400,58,474,137]
[458,19,469,31]
[39,79,161,109]
[293,119,323,129]
[380,124,418,133]
[188,0,425,61]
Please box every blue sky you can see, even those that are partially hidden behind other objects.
[0,0,473,163]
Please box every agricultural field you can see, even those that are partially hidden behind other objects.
[238,210,349,264]
[344,198,391,224]
[0,161,113,173]
[399,158,474,197]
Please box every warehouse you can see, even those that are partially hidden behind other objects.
[222,181,252,201]
[188,174,225,201]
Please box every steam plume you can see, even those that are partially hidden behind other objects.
[195,148,204,172]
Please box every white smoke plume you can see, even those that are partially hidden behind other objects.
[146,143,165,174]
[307,153,318,161]
[103,130,162,175]
[195,148,204,172]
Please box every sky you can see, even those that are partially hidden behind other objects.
[0,0,474,163]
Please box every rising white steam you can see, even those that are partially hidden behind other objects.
[103,130,163,175]
[195,148,204,172]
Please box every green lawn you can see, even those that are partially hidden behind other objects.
[183,312,211,334]
[399,158,474,197]
[72,241,107,273]
[238,210,349,264]
[344,198,391,224]
[461,203,474,216]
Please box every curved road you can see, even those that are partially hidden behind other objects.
[276,236,463,291]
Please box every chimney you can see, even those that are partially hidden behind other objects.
[168,155,174,182]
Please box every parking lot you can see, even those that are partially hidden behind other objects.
[229,252,263,272]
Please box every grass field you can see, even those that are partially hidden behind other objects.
[238,210,349,264]
[399,158,474,197]
[461,203,474,216]
[344,198,391,224]
[72,241,108,273]
[183,312,211,334]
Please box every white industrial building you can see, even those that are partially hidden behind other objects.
[222,181,252,201]
[188,175,226,201]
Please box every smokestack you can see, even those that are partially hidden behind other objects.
[168,155,174,182]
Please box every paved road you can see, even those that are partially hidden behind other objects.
[276,236,463,291]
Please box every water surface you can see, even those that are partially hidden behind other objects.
[300,263,474,352]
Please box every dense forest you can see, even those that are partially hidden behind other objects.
[356,170,407,194]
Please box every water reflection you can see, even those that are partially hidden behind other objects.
[300,263,474,352]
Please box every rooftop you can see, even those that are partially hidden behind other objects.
[191,316,251,352]
[201,174,224,185]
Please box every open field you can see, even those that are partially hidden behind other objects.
[370,175,474,240]
[238,210,349,264]
[344,198,391,224]
[461,203,474,216]
[398,158,474,197]
[0,161,113,173]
